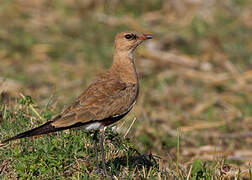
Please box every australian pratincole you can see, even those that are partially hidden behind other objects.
[2,31,152,176]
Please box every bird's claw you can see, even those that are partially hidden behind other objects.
[95,168,109,177]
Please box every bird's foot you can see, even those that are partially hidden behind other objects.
[95,168,101,174]
[95,168,109,177]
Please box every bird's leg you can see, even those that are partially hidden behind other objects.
[99,127,108,176]
[93,130,100,173]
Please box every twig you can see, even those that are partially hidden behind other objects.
[138,48,199,69]
[180,121,225,132]
[176,128,180,175]
[216,132,252,139]
[117,119,126,132]
[123,117,136,139]
[20,93,44,121]
[186,165,192,180]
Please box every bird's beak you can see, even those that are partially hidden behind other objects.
[139,34,152,41]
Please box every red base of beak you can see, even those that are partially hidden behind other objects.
[139,34,152,40]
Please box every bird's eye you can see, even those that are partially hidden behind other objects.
[125,34,132,39]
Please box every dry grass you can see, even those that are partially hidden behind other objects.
[1,0,252,179]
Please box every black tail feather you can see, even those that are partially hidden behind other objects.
[2,120,86,144]
[2,121,54,143]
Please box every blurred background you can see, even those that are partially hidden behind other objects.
[0,0,252,178]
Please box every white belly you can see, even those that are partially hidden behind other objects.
[84,122,104,131]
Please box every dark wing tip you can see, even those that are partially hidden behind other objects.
[2,121,55,143]
[1,119,88,144]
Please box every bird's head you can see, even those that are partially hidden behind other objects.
[114,31,152,55]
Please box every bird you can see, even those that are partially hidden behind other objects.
[2,31,152,176]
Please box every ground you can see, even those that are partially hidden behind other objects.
[0,0,252,179]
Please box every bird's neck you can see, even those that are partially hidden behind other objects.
[110,50,138,84]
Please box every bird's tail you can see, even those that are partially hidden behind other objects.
[2,121,59,143]
[2,116,87,144]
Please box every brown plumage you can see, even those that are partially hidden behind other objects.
[2,31,152,175]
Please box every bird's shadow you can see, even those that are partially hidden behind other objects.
[106,147,159,174]
[93,128,160,175]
